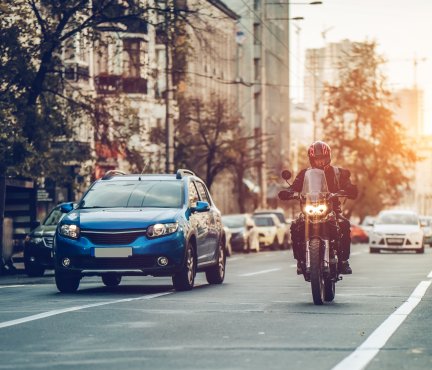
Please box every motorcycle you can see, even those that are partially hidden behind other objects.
[279,168,347,305]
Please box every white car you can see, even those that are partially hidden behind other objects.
[252,214,285,250]
[369,210,424,254]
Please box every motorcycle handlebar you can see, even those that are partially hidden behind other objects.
[329,191,348,199]
[278,190,299,201]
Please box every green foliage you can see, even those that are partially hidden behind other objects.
[321,41,418,219]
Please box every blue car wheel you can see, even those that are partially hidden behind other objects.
[172,242,196,291]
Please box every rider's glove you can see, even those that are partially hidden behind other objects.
[278,190,294,200]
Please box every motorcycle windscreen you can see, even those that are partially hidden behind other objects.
[301,169,329,202]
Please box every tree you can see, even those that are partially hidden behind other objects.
[320,41,417,220]
[150,93,261,210]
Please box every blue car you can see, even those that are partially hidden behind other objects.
[54,169,227,293]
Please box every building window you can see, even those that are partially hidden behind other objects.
[253,24,260,45]
[254,58,260,81]
[123,39,141,77]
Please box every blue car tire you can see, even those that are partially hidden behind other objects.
[55,269,81,293]
[205,239,226,285]
[172,242,196,291]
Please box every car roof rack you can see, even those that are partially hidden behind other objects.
[101,170,126,180]
[176,169,196,179]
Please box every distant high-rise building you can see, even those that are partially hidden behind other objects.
[392,88,424,136]
[303,39,356,140]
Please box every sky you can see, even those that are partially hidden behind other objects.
[288,0,432,134]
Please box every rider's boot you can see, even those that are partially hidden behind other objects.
[296,261,305,275]
[339,260,352,274]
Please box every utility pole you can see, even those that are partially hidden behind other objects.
[258,2,268,209]
[164,0,174,173]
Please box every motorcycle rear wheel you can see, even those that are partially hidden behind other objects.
[309,238,324,305]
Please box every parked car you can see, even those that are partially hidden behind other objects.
[350,223,369,244]
[369,210,424,254]
[223,225,233,256]
[221,214,260,253]
[419,216,432,246]
[23,203,68,277]
[54,169,227,293]
[252,214,285,250]
[253,209,291,249]
[360,216,376,238]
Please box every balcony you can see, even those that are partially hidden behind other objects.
[95,75,148,94]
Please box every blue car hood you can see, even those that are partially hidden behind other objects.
[65,208,182,230]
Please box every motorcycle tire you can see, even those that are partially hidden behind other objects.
[309,238,324,305]
[324,278,335,302]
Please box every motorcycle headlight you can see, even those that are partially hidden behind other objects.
[147,222,179,238]
[304,204,328,216]
[59,224,80,239]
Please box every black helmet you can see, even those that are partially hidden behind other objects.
[308,141,331,169]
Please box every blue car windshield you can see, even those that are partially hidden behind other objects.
[80,181,184,209]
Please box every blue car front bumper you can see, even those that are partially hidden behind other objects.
[54,231,186,277]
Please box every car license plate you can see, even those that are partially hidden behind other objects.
[93,247,132,258]
[387,238,404,244]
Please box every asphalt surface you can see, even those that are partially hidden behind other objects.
[1,244,432,370]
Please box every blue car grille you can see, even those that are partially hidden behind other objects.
[81,229,147,245]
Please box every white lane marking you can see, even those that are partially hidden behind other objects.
[290,264,297,268]
[239,268,281,277]
[0,291,173,329]
[428,270,432,278]
[0,285,26,289]
[332,280,432,370]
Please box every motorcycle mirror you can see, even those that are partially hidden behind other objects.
[281,170,292,180]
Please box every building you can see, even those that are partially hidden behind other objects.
[226,0,291,207]
[392,88,424,137]
[303,39,355,141]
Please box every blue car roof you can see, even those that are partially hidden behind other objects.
[99,174,181,182]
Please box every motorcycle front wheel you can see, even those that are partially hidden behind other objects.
[324,278,335,302]
[309,238,324,305]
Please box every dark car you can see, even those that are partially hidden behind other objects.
[221,214,260,253]
[53,169,227,293]
[23,203,68,277]
[253,209,291,249]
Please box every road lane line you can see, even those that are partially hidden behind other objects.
[0,285,26,289]
[0,291,173,329]
[239,268,281,277]
[428,270,432,278]
[332,280,432,370]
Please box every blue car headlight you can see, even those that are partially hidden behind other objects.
[147,222,179,238]
[59,224,80,239]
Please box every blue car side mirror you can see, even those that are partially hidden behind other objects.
[193,201,210,212]
[60,202,75,213]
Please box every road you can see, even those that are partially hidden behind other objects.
[1,244,432,370]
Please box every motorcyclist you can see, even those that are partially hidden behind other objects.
[283,141,358,275]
